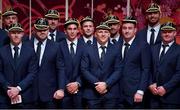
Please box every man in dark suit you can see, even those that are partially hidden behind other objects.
[79,16,96,45]
[59,18,83,108]
[45,9,65,42]
[137,3,161,46]
[105,15,122,45]
[0,8,18,47]
[81,22,123,108]
[119,16,151,108]
[0,8,29,47]
[149,22,180,108]
[30,18,65,108]
[0,23,38,108]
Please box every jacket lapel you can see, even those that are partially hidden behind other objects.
[159,43,176,64]
[40,40,50,67]
[6,45,16,71]
[93,43,103,68]
[15,44,26,71]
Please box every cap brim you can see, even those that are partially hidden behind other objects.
[64,22,79,27]
[9,27,24,32]
[146,8,160,13]
[122,20,137,24]
[80,19,94,25]
[161,26,176,31]
[106,19,120,24]
[34,24,49,30]
[96,25,111,30]
[2,11,17,16]
[45,14,59,19]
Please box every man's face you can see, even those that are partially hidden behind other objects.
[95,29,110,45]
[65,24,79,41]
[47,18,59,30]
[146,12,161,25]
[161,30,176,44]
[121,23,137,40]
[8,31,24,45]
[3,15,18,27]
[81,21,94,37]
[35,29,49,41]
[109,23,120,36]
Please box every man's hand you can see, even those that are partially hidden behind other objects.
[134,93,143,103]
[7,87,20,98]
[66,82,79,94]
[157,86,166,96]
[149,83,158,95]
[94,82,107,94]
[53,90,64,99]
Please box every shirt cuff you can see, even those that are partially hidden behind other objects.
[136,90,144,95]
[76,82,81,87]
[17,86,22,91]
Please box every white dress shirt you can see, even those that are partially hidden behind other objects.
[10,43,22,58]
[83,36,93,44]
[122,36,135,59]
[147,24,161,44]
[48,30,57,41]
[66,38,78,54]
[97,42,108,58]
[122,36,144,95]
[34,38,47,66]
[159,41,174,58]
[110,33,120,44]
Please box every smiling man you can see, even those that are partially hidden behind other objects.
[149,22,180,108]
[137,3,162,46]
[0,23,38,108]
[81,22,123,108]
[45,9,65,42]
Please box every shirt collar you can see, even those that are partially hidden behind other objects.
[148,24,161,32]
[34,38,47,46]
[10,42,22,50]
[123,36,136,45]
[161,41,174,47]
[66,38,78,46]
[97,41,108,49]
[111,33,120,39]
[83,36,93,43]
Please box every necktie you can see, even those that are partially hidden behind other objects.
[100,46,106,64]
[112,39,117,44]
[124,43,130,59]
[87,40,92,45]
[13,46,19,66]
[50,33,55,41]
[159,44,168,61]
[70,42,75,58]
[150,28,155,45]
[36,41,42,64]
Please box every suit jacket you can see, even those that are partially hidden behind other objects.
[55,30,66,42]
[119,37,152,104]
[0,29,8,47]
[29,38,65,102]
[151,42,180,104]
[59,39,84,96]
[0,43,38,103]
[81,41,123,99]
[137,27,161,46]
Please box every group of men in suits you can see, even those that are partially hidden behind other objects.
[0,2,180,109]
